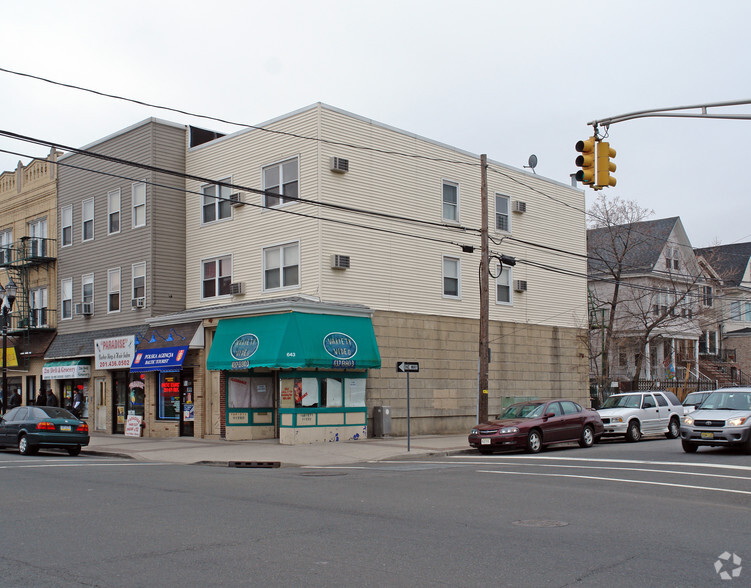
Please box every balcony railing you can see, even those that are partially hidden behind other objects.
[7,308,57,332]
[0,237,57,267]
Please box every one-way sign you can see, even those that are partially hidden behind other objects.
[396,361,419,373]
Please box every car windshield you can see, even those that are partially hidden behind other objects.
[499,403,545,419]
[683,393,706,406]
[699,392,751,411]
[600,394,641,409]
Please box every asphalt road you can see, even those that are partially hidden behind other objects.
[1,436,748,587]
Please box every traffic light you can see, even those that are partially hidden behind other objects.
[595,141,616,189]
[575,136,596,186]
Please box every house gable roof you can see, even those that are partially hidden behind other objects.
[694,242,751,287]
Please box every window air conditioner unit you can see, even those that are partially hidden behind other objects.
[229,282,245,295]
[75,302,93,315]
[331,254,351,270]
[229,192,244,207]
[131,297,145,309]
[512,200,527,213]
[330,157,349,173]
[513,280,528,292]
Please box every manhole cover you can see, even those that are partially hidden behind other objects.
[512,519,568,528]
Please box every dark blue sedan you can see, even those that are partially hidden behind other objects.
[0,406,89,456]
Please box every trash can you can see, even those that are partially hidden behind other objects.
[373,406,391,437]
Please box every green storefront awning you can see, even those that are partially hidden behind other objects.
[207,312,381,371]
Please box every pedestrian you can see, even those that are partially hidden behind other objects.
[8,389,21,409]
[35,388,47,406]
[71,390,84,419]
[46,389,59,407]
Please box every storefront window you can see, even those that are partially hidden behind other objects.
[228,376,273,408]
[321,378,343,407]
[159,373,180,420]
[345,378,366,407]
[280,376,367,408]
[295,378,319,408]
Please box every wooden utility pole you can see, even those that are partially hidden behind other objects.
[479,154,489,423]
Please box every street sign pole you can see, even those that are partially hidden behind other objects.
[396,361,420,452]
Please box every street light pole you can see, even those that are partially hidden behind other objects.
[1,278,18,415]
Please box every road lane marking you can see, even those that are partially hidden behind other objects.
[0,462,169,469]
[447,455,751,472]
[477,469,751,496]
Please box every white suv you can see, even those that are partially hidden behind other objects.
[680,388,751,454]
[598,391,684,442]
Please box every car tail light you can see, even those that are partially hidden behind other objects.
[77,422,89,433]
[36,421,55,431]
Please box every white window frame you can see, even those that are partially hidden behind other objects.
[108,189,121,235]
[495,264,513,305]
[201,178,232,224]
[495,194,510,233]
[61,205,72,247]
[201,255,232,299]
[108,268,121,313]
[132,262,146,304]
[0,228,12,264]
[263,241,300,291]
[132,182,147,228]
[82,198,94,242]
[442,255,461,299]
[61,278,72,320]
[442,180,459,222]
[29,287,48,327]
[263,158,299,208]
[82,273,94,307]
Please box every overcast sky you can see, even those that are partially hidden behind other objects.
[2,0,749,248]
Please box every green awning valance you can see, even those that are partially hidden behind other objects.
[207,312,381,371]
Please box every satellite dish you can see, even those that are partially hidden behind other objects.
[524,154,538,173]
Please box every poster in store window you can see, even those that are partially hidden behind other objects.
[280,379,295,409]
[346,379,366,407]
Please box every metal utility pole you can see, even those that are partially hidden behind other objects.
[479,154,489,423]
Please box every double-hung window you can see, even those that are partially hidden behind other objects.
[61,205,72,247]
[202,256,232,298]
[108,189,121,234]
[82,273,94,306]
[28,218,47,257]
[495,194,510,232]
[442,181,459,222]
[263,243,299,291]
[108,268,121,313]
[82,198,94,242]
[0,228,12,264]
[700,285,713,307]
[132,262,146,303]
[30,287,48,327]
[202,179,232,223]
[442,256,460,298]
[496,264,512,305]
[61,278,72,320]
[132,183,146,228]
[263,158,299,207]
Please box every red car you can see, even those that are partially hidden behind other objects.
[468,400,604,454]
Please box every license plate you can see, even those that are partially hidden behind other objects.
[481,438,491,445]
[700,432,714,439]
[60,425,71,432]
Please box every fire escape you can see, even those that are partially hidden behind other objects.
[0,236,57,369]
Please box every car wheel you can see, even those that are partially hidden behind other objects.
[578,425,595,448]
[625,420,641,443]
[681,440,698,453]
[18,435,37,456]
[665,417,680,439]
[526,430,543,454]
[67,445,82,457]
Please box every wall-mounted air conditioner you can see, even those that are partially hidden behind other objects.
[229,192,244,207]
[513,280,528,292]
[131,297,145,309]
[229,282,245,295]
[512,201,527,213]
[331,254,351,270]
[75,302,93,315]
[330,157,349,173]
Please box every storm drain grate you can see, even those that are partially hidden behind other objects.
[512,519,569,528]
[228,461,280,468]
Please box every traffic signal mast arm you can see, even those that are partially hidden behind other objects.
[588,98,751,126]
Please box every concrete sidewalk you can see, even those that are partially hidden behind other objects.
[83,432,472,467]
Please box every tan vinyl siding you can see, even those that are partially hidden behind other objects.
[186,104,587,330]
